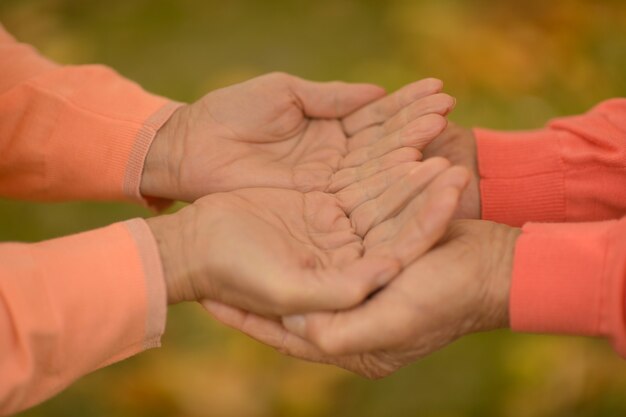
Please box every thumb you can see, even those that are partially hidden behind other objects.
[290,76,386,119]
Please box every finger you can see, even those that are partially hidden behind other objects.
[342,114,447,168]
[288,75,386,118]
[346,93,454,152]
[342,78,443,135]
[365,166,469,265]
[329,147,421,193]
[346,124,385,152]
[365,165,470,247]
[202,300,330,362]
[282,284,415,355]
[381,93,455,136]
[350,157,451,237]
[335,162,421,214]
[277,256,401,315]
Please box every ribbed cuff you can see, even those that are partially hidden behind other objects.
[510,220,626,356]
[474,127,567,226]
[25,64,183,206]
[27,221,168,374]
[0,220,169,414]
[123,101,182,211]
[124,218,168,348]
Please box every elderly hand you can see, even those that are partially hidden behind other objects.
[140,73,455,201]
[423,123,481,219]
[203,218,520,378]
[146,158,467,317]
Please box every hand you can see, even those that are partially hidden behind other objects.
[203,219,520,379]
[140,73,455,201]
[423,123,481,219]
[147,158,467,316]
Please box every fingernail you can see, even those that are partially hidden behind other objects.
[282,315,307,337]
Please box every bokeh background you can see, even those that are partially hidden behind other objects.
[2,0,626,416]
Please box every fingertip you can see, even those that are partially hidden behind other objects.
[342,82,387,105]
[282,314,307,338]
[420,156,451,173]
[421,113,448,135]
[438,186,463,211]
[450,96,457,112]
[450,165,471,189]
[398,78,444,105]
[424,186,462,229]
[392,147,422,163]
[436,93,456,115]
[283,313,337,355]
[361,83,387,97]
[404,113,448,142]
[418,77,444,95]
[440,165,471,190]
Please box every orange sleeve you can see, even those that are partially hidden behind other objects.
[0,219,167,415]
[510,218,626,357]
[475,98,626,226]
[0,25,181,206]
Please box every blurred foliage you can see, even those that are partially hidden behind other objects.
[1,0,626,416]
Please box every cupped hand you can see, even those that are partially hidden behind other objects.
[147,158,466,317]
[140,73,455,201]
[203,217,520,379]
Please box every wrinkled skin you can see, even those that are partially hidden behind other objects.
[140,73,455,201]
[148,159,469,318]
[203,219,520,379]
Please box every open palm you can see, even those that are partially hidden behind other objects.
[199,164,474,376]
[142,73,455,201]
[167,157,456,315]
[182,188,393,316]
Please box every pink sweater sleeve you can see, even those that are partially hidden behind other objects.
[0,219,167,415]
[510,218,626,356]
[0,25,181,206]
[475,98,626,226]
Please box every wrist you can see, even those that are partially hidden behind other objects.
[140,105,188,201]
[463,128,481,219]
[146,211,191,305]
[482,222,521,331]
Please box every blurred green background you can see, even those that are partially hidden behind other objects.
[2,0,626,416]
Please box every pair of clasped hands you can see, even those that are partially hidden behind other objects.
[141,73,519,379]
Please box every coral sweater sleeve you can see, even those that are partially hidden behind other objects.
[474,99,626,357]
[0,24,181,204]
[0,26,171,414]
[0,220,167,415]
[475,98,626,225]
